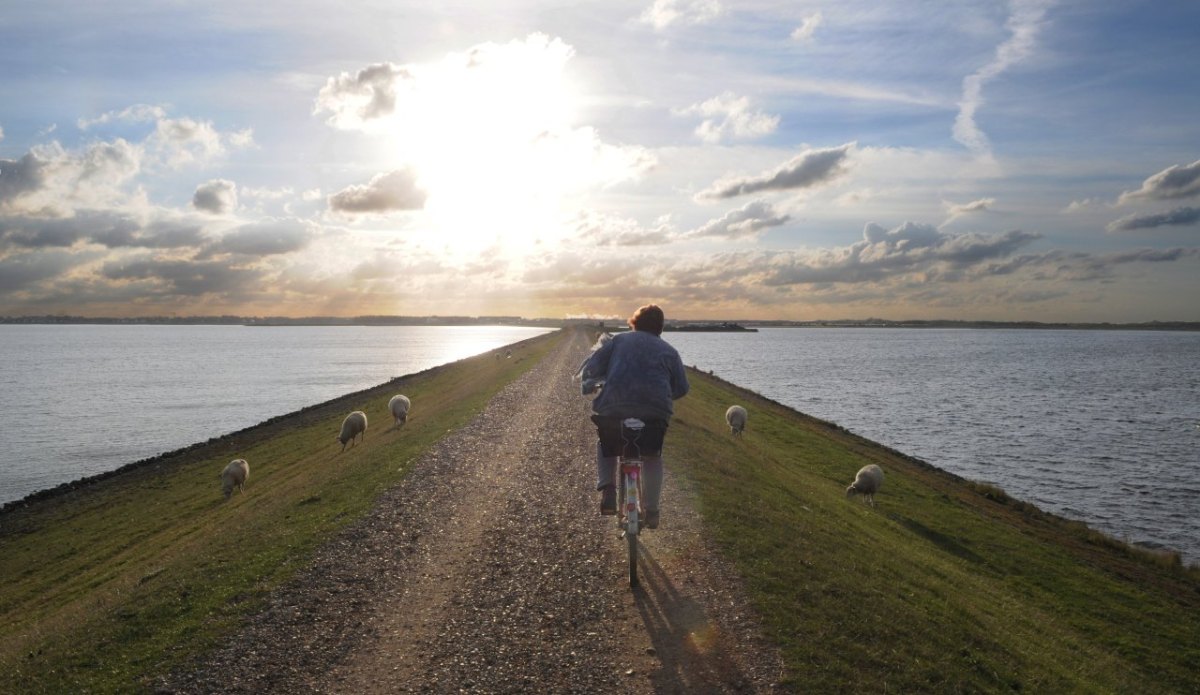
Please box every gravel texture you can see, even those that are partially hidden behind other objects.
[158,329,783,693]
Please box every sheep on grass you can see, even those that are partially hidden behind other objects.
[220,459,250,500]
[846,464,884,506]
[388,394,411,429]
[725,405,748,436]
[338,410,368,452]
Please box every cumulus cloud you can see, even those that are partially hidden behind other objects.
[791,11,823,41]
[683,200,789,240]
[764,222,1040,285]
[79,139,141,184]
[198,218,316,258]
[639,0,722,31]
[149,117,228,168]
[676,92,779,144]
[0,140,143,215]
[193,179,238,214]
[328,169,426,214]
[75,105,252,170]
[1107,206,1200,232]
[574,211,674,247]
[953,0,1050,159]
[314,63,411,130]
[697,142,854,200]
[1117,159,1200,205]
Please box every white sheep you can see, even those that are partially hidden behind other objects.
[220,459,250,500]
[725,405,748,436]
[388,394,411,428]
[338,410,368,451]
[846,464,884,506]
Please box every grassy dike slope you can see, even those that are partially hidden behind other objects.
[667,369,1200,692]
[0,330,559,694]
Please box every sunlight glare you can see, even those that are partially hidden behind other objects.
[382,34,617,259]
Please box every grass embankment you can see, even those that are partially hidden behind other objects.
[0,331,560,694]
[668,370,1200,692]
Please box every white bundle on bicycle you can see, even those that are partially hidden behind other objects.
[576,332,613,395]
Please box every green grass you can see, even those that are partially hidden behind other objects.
[667,370,1200,692]
[0,331,559,694]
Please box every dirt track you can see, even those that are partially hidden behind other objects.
[160,328,783,693]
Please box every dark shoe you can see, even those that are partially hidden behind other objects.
[600,485,616,516]
[644,509,660,529]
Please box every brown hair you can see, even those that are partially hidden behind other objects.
[628,304,665,336]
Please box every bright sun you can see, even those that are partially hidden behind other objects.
[377,34,646,261]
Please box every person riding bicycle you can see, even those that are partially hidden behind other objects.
[579,304,689,529]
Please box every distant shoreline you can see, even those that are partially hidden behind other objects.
[1,315,1198,331]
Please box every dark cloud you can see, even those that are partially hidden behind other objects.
[1106,206,1200,232]
[328,169,426,214]
[193,179,238,214]
[101,256,266,296]
[697,143,854,200]
[684,200,789,240]
[0,153,46,206]
[0,250,89,293]
[197,219,315,258]
[0,211,204,250]
[1118,159,1200,204]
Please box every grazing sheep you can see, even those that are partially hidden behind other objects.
[338,410,368,451]
[220,459,250,500]
[725,405,748,436]
[388,394,411,428]
[846,464,884,506]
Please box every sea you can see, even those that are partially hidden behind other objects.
[2,324,1197,564]
[0,324,551,507]
[663,327,1200,564]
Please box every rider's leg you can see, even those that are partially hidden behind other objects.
[641,454,664,512]
[596,441,618,514]
[596,441,617,490]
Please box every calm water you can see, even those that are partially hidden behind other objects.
[664,328,1200,563]
[0,325,550,505]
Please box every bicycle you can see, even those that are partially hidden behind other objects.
[615,417,647,587]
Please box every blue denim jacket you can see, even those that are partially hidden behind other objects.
[580,330,689,420]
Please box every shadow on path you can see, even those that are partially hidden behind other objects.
[633,543,756,692]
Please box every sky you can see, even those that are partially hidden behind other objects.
[1,0,1198,322]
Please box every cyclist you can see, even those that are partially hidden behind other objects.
[579,304,689,529]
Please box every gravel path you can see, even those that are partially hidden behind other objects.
[159,329,783,693]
